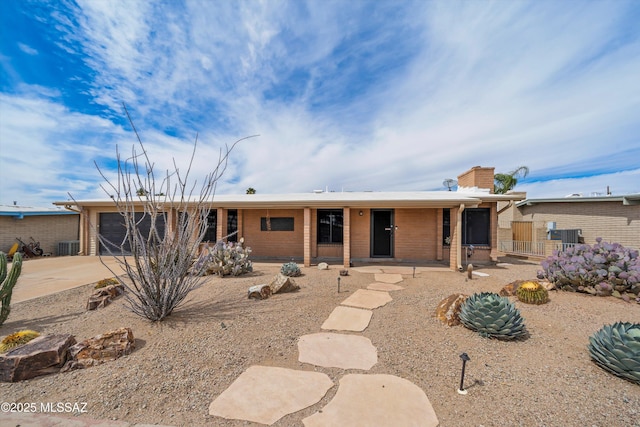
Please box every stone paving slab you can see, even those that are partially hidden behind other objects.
[367,282,404,292]
[321,306,373,332]
[374,273,404,284]
[472,271,490,277]
[351,266,384,274]
[302,374,439,427]
[340,288,392,309]
[209,365,333,425]
[298,332,377,370]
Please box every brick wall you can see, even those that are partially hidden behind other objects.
[518,202,640,249]
[240,209,304,259]
[394,208,438,260]
[1,215,79,256]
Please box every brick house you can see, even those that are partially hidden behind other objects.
[54,166,523,270]
[0,205,80,256]
[498,194,640,256]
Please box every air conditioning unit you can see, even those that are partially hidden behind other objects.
[57,240,80,256]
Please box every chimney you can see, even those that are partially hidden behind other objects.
[457,166,495,193]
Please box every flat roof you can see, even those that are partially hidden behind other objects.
[0,205,79,219]
[54,190,525,210]
[516,193,640,207]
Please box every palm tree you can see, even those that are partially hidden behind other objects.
[246,187,256,194]
[494,166,529,194]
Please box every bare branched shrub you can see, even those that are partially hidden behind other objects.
[88,105,256,321]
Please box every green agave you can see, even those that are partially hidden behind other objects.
[588,322,640,385]
[459,292,527,340]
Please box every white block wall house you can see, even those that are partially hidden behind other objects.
[54,167,524,270]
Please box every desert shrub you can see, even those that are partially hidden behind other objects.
[0,330,40,353]
[280,262,301,277]
[538,238,640,301]
[202,241,253,277]
[95,277,120,289]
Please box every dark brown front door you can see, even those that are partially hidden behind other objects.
[371,209,394,257]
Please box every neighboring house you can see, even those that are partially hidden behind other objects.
[54,166,524,270]
[0,205,80,256]
[498,194,640,257]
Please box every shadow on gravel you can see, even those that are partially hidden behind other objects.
[1,311,84,332]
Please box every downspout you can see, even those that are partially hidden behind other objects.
[457,204,465,271]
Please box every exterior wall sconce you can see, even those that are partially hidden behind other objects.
[359,210,364,216]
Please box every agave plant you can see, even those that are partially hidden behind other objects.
[588,322,640,385]
[459,292,527,340]
[281,262,301,277]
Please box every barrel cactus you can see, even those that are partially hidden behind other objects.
[459,292,527,340]
[1,252,23,326]
[0,330,40,353]
[516,281,549,305]
[588,322,640,385]
[281,262,301,277]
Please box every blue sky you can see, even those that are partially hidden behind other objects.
[1,0,639,207]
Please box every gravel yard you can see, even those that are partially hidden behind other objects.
[1,258,639,426]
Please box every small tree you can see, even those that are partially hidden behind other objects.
[90,105,256,321]
[246,187,256,194]
[494,166,529,194]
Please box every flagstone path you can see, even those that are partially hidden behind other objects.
[209,268,440,426]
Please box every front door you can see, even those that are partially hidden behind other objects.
[371,209,394,257]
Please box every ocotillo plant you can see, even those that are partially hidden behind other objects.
[0,252,23,326]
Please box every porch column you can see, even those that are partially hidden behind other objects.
[436,209,443,261]
[489,203,499,261]
[303,207,311,267]
[343,207,351,268]
[216,208,224,241]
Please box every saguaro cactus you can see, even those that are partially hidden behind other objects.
[0,252,23,326]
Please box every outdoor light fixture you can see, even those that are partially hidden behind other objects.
[337,276,341,293]
[457,352,471,395]
[413,266,416,278]
[359,210,364,216]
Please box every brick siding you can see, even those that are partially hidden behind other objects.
[1,215,79,256]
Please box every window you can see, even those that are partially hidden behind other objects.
[203,210,217,242]
[443,208,451,245]
[261,217,294,231]
[462,208,490,245]
[227,209,238,242]
[317,209,343,244]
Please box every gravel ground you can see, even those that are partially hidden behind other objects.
[1,258,639,427]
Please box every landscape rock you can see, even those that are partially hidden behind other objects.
[269,273,300,294]
[248,284,272,300]
[86,284,124,310]
[434,294,469,326]
[317,262,329,270]
[62,327,134,372]
[0,334,76,382]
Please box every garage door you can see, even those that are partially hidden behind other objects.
[99,212,166,255]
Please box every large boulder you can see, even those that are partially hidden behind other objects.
[62,327,134,372]
[0,334,76,382]
[434,294,469,326]
[248,284,272,300]
[269,273,300,294]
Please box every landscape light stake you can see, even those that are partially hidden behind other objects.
[413,266,416,278]
[458,352,471,395]
[337,277,341,293]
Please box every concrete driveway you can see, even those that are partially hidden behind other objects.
[10,256,126,303]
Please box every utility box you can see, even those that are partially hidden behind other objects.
[57,240,80,256]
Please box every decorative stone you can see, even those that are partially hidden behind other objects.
[321,306,373,332]
[62,327,134,371]
[340,289,392,310]
[434,293,469,326]
[298,332,377,370]
[0,334,76,382]
[209,365,333,425]
[339,269,349,276]
[303,374,439,427]
[269,273,300,294]
[86,284,124,310]
[317,262,329,270]
[248,284,272,300]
